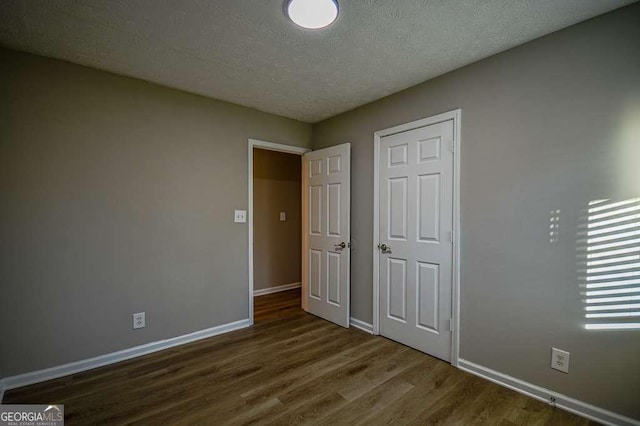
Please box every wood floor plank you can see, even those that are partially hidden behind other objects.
[457,382,523,425]
[3,289,599,425]
[406,374,491,425]
[317,370,416,425]
[360,363,468,425]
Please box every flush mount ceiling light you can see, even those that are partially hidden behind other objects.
[287,0,338,30]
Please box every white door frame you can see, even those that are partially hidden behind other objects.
[372,109,462,366]
[248,139,311,325]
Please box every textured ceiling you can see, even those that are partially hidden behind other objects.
[0,0,635,122]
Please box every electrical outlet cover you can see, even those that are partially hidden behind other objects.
[234,210,247,223]
[551,347,570,373]
[133,312,146,329]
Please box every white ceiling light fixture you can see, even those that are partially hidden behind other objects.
[287,0,339,30]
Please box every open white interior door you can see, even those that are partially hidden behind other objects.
[302,143,351,328]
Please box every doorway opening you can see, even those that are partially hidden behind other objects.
[248,139,310,324]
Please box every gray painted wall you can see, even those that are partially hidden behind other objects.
[312,4,640,419]
[0,48,311,377]
[253,149,302,291]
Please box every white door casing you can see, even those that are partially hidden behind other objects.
[302,143,351,327]
[378,119,455,361]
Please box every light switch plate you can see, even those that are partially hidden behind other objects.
[280,212,286,221]
[234,210,247,223]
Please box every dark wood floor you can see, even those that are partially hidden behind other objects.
[4,289,597,425]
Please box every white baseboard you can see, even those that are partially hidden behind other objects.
[253,282,301,297]
[458,358,639,426]
[349,317,373,334]
[0,318,251,392]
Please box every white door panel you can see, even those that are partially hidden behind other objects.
[303,143,350,327]
[379,120,454,361]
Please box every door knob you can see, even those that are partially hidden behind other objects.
[334,242,347,249]
[378,243,390,252]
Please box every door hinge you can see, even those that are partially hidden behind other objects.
[449,318,454,331]
[448,231,453,243]
[449,140,455,153]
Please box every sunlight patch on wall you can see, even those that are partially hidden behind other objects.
[578,198,640,331]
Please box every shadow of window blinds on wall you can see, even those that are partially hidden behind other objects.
[578,198,640,331]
